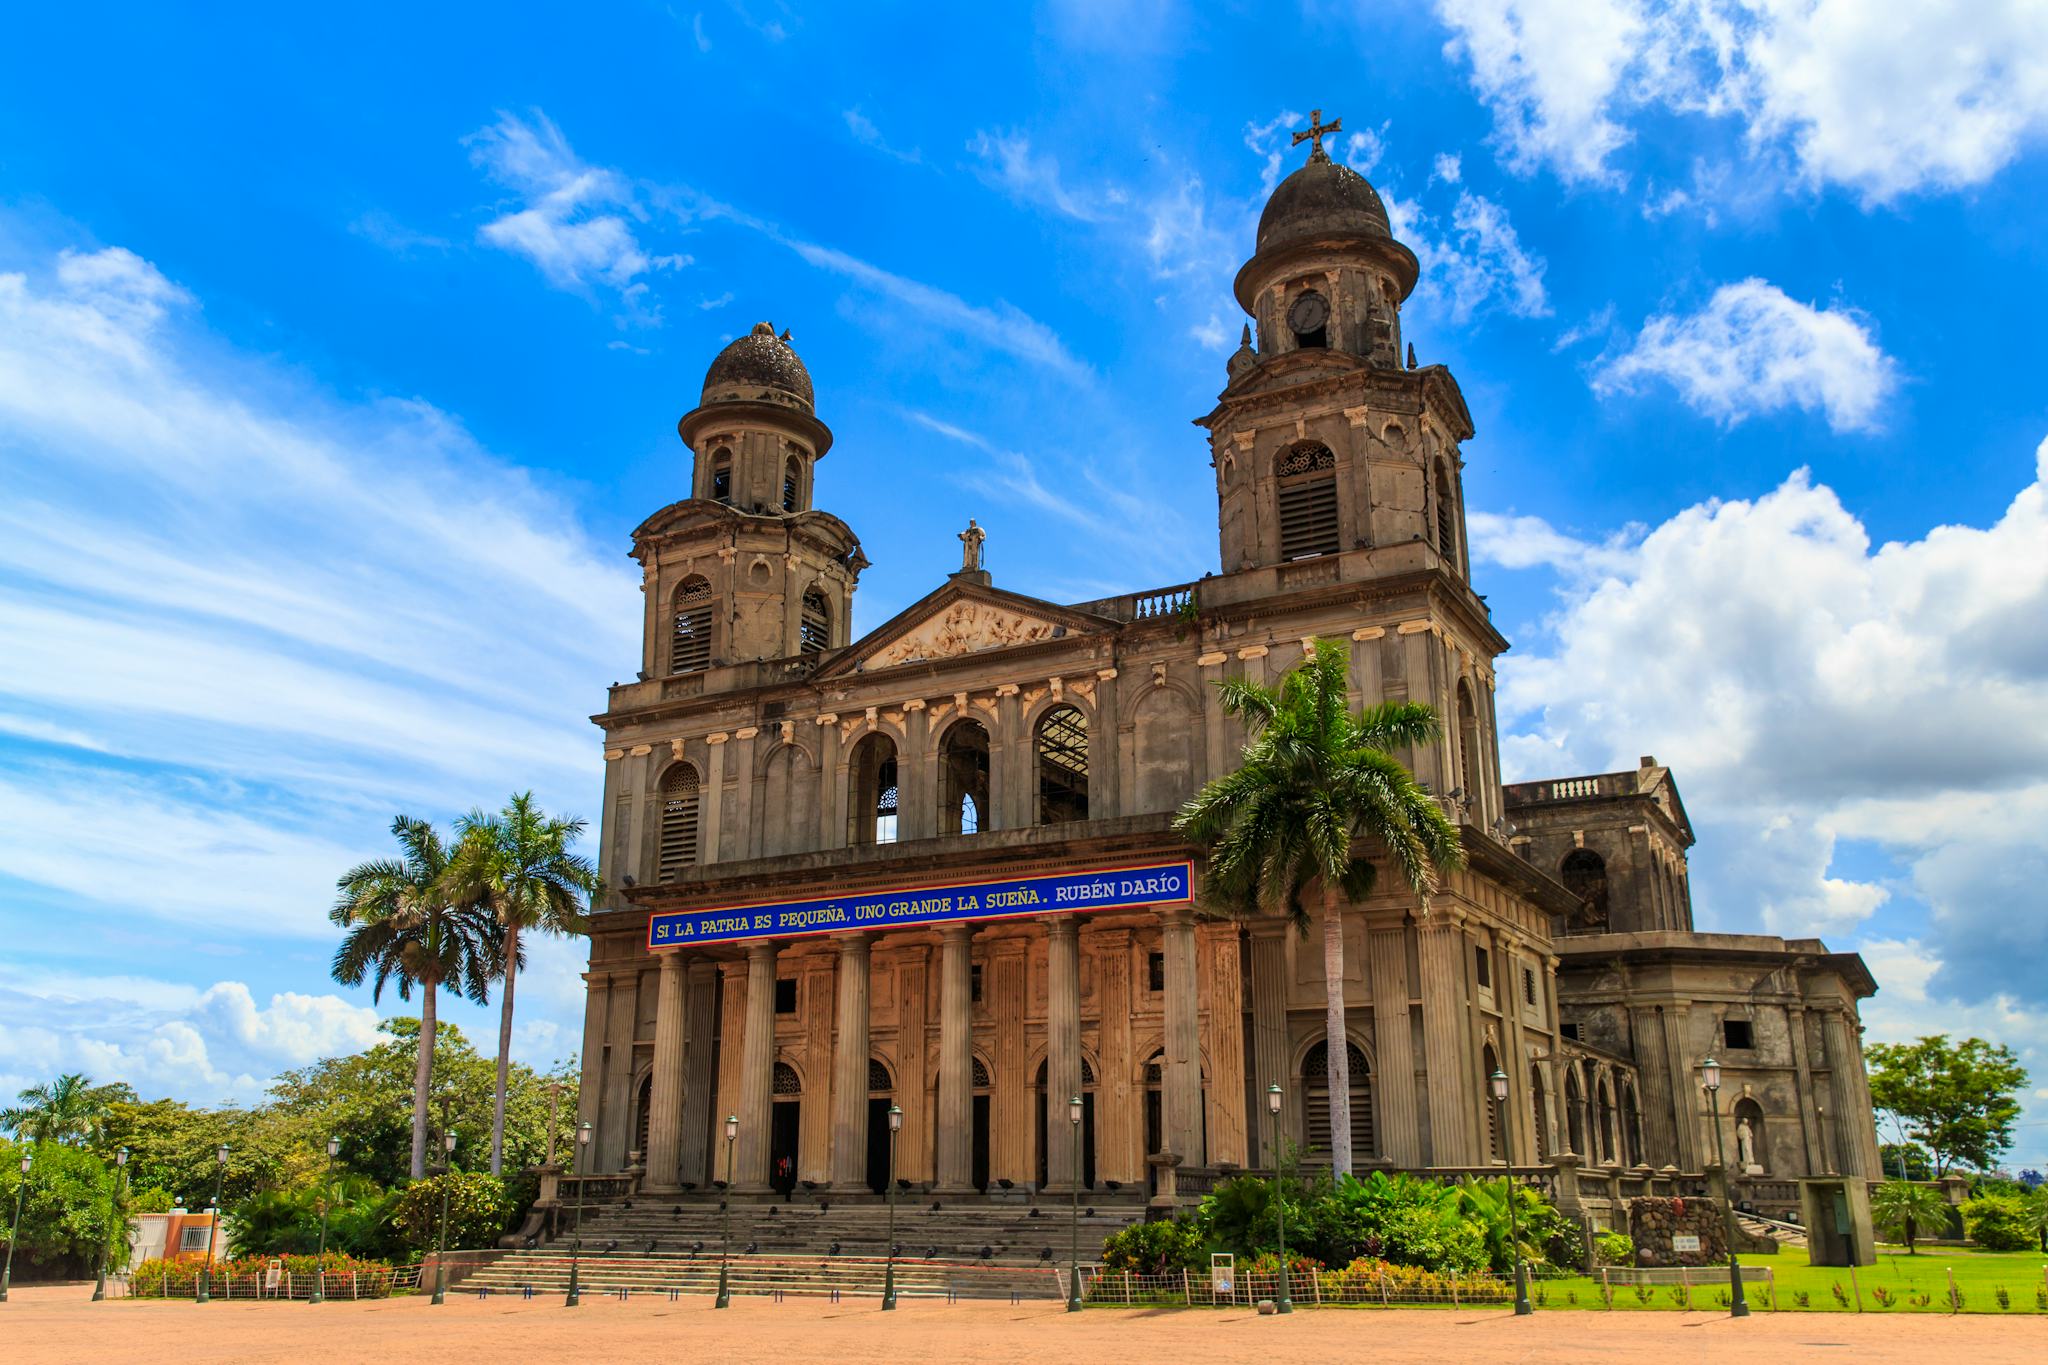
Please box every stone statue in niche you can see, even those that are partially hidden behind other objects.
[1736,1116,1759,1171]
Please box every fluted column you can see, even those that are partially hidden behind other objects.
[935,922,976,1193]
[736,940,778,1191]
[1160,905,1204,1165]
[1823,1010,1877,1177]
[1417,913,1473,1165]
[1369,918,1422,1167]
[644,952,689,1189]
[1044,915,1082,1191]
[1247,923,1292,1164]
[828,933,874,1189]
[678,961,719,1187]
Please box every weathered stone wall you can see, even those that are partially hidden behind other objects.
[1627,1195,1728,1267]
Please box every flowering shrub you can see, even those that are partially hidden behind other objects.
[1242,1250,1324,1278]
[129,1252,398,1297]
[1316,1256,1511,1302]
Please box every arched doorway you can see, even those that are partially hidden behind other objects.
[770,1062,802,1195]
[865,1057,895,1195]
[634,1073,653,1161]
[1034,1056,1097,1189]
[939,720,990,835]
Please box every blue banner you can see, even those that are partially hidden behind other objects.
[647,861,1193,949]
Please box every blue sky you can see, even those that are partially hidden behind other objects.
[2,2,2045,1169]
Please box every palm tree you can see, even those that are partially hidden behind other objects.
[1175,637,1463,1177]
[330,815,496,1180]
[1870,1179,1951,1253]
[1,1074,135,1145]
[447,792,600,1175]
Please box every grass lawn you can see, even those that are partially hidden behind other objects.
[1533,1247,2048,1314]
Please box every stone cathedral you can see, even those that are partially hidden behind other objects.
[575,121,1884,1229]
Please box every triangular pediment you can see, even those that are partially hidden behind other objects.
[817,578,1118,678]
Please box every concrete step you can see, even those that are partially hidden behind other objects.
[463,1252,1066,1300]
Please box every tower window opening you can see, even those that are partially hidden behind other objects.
[782,456,800,513]
[939,720,991,837]
[670,576,715,674]
[711,448,733,504]
[1275,440,1339,560]
[799,587,830,654]
[848,733,899,846]
[657,766,701,882]
[1433,461,1457,566]
[1034,705,1089,824]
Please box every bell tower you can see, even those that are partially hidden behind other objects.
[1198,113,1504,828]
[632,323,867,679]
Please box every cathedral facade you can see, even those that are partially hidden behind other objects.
[576,127,1882,1224]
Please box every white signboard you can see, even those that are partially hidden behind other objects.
[264,1260,283,1292]
[1210,1252,1235,1299]
[1672,1233,1701,1253]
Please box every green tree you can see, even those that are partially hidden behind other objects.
[1174,637,1462,1176]
[1869,1179,1951,1253]
[98,1098,307,1208]
[2,1074,136,1145]
[0,1139,126,1276]
[446,792,599,1176]
[1866,1035,2028,1176]
[330,815,497,1180]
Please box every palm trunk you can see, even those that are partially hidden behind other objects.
[412,980,437,1181]
[492,922,519,1177]
[1322,882,1354,1178]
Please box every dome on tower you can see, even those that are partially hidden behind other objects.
[1255,145,1392,256]
[700,322,814,412]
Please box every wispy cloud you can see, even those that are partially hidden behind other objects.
[846,107,922,165]
[350,210,451,255]
[968,130,1111,221]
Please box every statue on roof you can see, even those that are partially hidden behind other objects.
[958,518,986,572]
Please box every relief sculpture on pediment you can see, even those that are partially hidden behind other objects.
[866,601,1061,668]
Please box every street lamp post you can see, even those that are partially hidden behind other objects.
[197,1144,228,1304]
[311,1136,338,1305]
[566,1122,591,1308]
[93,1147,129,1302]
[1265,1083,1290,1314]
[882,1103,904,1311]
[1699,1057,1751,1318]
[3,1149,31,1303]
[1490,1068,1532,1316]
[715,1114,736,1309]
[432,1130,457,1306]
[1066,1095,1084,1312]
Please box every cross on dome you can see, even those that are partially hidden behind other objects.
[1292,108,1342,160]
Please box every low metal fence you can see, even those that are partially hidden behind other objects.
[109,1264,424,1300]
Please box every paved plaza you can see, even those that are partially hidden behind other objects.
[5,1284,2045,1364]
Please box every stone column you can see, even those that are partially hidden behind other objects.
[1417,912,1473,1165]
[1661,1004,1700,1170]
[735,940,778,1191]
[935,923,976,1193]
[828,934,874,1189]
[1786,1004,1824,1174]
[1247,923,1291,1165]
[644,952,689,1189]
[1200,922,1248,1169]
[1823,1010,1876,1178]
[1368,917,1421,1167]
[1160,906,1204,1166]
[678,961,719,1187]
[1043,915,1083,1191]
[1629,1005,1680,1167]
[1092,928,1140,1183]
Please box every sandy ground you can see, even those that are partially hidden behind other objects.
[6,1282,2046,1364]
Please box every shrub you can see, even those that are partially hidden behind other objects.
[130,1187,175,1214]
[1962,1195,2032,1251]
[1994,1286,2010,1310]
[391,1171,512,1253]
[128,1252,396,1297]
[1099,1218,1206,1274]
[1594,1231,1635,1267]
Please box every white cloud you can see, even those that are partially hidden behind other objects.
[1387,190,1551,325]
[845,107,921,165]
[1594,278,1896,431]
[1431,152,1464,185]
[1496,434,2048,997]
[968,130,1112,222]
[468,111,681,314]
[0,242,637,950]
[1436,0,2048,202]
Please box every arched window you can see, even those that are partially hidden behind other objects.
[799,587,830,654]
[1595,1074,1618,1165]
[1560,850,1610,927]
[848,733,898,846]
[972,1056,992,1089]
[1624,1080,1646,1166]
[1530,1063,1550,1161]
[782,456,800,513]
[635,1073,652,1158]
[657,766,701,882]
[1035,705,1088,824]
[940,720,990,836]
[1455,679,1482,802]
[670,575,714,674]
[1433,461,1456,565]
[773,1062,802,1096]
[1302,1039,1374,1161]
[1564,1068,1586,1156]
[868,1058,894,1094]
[710,448,733,504]
[1275,441,1339,560]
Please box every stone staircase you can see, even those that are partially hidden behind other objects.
[465,1193,1146,1301]
[1736,1211,1806,1249]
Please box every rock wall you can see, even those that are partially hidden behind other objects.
[1627,1196,1729,1267]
